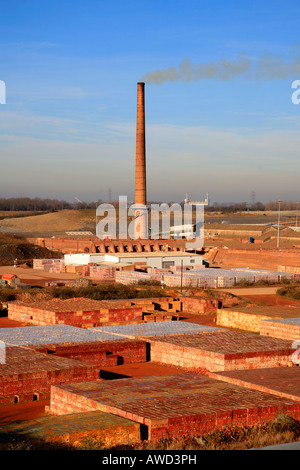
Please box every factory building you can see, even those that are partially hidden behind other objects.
[64,252,203,270]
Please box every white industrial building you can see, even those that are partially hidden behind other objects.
[64,252,203,270]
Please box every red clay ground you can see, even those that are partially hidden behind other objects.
[0,317,25,328]
[239,294,300,307]
[0,400,49,425]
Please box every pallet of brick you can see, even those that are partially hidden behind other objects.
[0,346,100,405]
[260,317,300,341]
[0,324,122,349]
[90,321,221,340]
[0,410,140,448]
[209,367,300,402]
[216,307,284,333]
[6,298,139,327]
[278,265,300,274]
[49,373,300,441]
[89,265,116,279]
[181,297,221,314]
[33,338,148,367]
[147,329,297,372]
[115,271,163,285]
[33,259,65,272]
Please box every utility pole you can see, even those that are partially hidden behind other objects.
[180,260,183,293]
[277,200,282,250]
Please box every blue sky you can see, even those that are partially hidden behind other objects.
[1,0,300,204]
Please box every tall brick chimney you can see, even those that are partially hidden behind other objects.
[134,82,147,239]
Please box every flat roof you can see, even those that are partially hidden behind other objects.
[88,252,202,258]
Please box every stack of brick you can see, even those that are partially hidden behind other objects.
[7,297,144,327]
[115,271,163,285]
[181,297,221,314]
[260,318,300,341]
[0,411,141,448]
[49,374,300,441]
[0,347,100,405]
[33,259,65,272]
[278,265,300,274]
[148,330,297,372]
[33,339,147,367]
[88,264,116,279]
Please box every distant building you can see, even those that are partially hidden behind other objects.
[64,252,203,270]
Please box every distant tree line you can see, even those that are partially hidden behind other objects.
[206,200,299,213]
[0,197,103,212]
[0,197,299,213]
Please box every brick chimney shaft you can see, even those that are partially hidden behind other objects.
[135,82,146,205]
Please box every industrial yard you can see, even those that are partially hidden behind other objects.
[0,80,300,451]
[0,218,300,450]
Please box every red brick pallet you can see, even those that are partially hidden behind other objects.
[49,372,300,441]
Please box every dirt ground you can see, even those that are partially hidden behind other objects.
[239,294,300,306]
[0,265,77,282]
[0,400,50,426]
[0,209,96,233]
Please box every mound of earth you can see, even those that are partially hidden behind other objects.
[0,209,96,233]
[0,234,63,265]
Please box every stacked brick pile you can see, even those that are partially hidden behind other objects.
[0,325,149,404]
[217,306,300,334]
[49,373,300,441]
[91,321,220,339]
[147,330,297,372]
[181,297,221,314]
[115,271,163,285]
[260,318,300,341]
[209,367,300,402]
[217,308,281,333]
[33,339,148,367]
[0,347,100,405]
[87,264,116,279]
[278,265,300,274]
[33,259,65,272]
[163,268,296,288]
[7,297,144,327]
[0,410,141,448]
